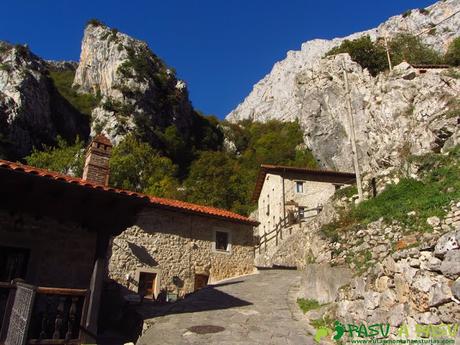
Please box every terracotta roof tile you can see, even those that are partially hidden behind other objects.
[0,159,258,226]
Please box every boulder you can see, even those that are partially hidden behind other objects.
[440,250,460,279]
[363,291,380,310]
[427,216,441,228]
[379,290,397,310]
[429,281,453,307]
[434,230,460,258]
[375,276,390,292]
[452,278,460,300]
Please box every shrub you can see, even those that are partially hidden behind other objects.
[444,37,460,66]
[419,8,430,15]
[297,298,323,313]
[389,33,442,66]
[402,10,412,18]
[326,36,388,76]
[86,18,105,27]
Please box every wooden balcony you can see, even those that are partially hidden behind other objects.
[1,283,89,345]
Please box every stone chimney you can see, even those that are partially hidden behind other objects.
[82,134,112,186]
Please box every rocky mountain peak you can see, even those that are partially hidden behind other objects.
[73,22,194,144]
[0,42,88,159]
[226,0,460,173]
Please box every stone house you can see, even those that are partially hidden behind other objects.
[0,134,256,344]
[253,164,355,237]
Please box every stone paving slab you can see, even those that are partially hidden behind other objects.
[137,270,313,345]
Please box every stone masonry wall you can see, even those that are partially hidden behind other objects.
[107,207,255,297]
[0,210,97,288]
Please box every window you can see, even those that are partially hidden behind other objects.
[214,230,231,252]
[296,181,304,193]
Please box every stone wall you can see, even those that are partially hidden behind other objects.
[0,210,96,288]
[107,207,255,297]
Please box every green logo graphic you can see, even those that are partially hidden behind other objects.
[314,321,345,343]
[312,321,458,344]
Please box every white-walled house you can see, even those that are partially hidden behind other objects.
[252,165,356,237]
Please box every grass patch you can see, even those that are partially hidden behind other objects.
[321,146,460,238]
[49,70,101,117]
[346,250,373,275]
[297,298,323,314]
[333,185,358,200]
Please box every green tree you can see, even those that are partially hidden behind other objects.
[184,151,243,210]
[109,135,180,198]
[25,136,85,176]
[326,36,388,76]
[444,37,460,66]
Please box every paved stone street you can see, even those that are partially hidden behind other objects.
[138,270,313,345]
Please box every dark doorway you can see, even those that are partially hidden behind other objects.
[194,274,209,291]
[0,246,30,282]
[138,272,156,299]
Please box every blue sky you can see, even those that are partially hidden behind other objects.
[1,0,435,118]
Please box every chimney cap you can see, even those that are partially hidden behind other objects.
[92,134,113,147]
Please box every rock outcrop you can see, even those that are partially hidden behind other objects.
[73,23,195,145]
[227,0,460,172]
[0,42,89,158]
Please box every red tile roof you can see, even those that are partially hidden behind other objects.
[0,159,258,226]
[252,164,356,201]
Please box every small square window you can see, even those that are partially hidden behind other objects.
[215,231,230,252]
[296,181,304,193]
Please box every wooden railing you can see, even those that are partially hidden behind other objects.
[27,287,89,345]
[1,282,89,345]
[255,206,322,254]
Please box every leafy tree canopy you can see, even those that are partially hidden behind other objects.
[25,136,85,176]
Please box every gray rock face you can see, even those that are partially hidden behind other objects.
[440,250,460,279]
[226,0,460,172]
[73,24,194,145]
[434,230,460,258]
[301,263,352,304]
[0,42,89,158]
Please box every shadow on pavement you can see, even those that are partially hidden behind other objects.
[137,283,253,319]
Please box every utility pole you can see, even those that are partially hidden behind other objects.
[342,60,363,202]
[384,35,393,71]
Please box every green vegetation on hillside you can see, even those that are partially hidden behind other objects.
[49,70,101,117]
[445,37,460,66]
[25,136,85,176]
[326,36,388,76]
[322,146,460,239]
[24,120,317,215]
[326,33,449,76]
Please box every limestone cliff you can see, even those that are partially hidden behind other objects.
[0,42,89,159]
[73,23,194,145]
[226,0,460,173]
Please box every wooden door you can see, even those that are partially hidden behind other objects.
[194,274,209,291]
[138,272,156,299]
